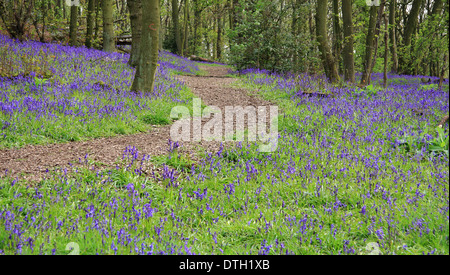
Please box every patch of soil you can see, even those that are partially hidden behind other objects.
[0,65,274,183]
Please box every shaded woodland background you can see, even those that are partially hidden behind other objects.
[0,0,448,83]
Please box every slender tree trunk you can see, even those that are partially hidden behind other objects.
[316,0,340,83]
[41,0,47,42]
[368,1,386,83]
[403,0,423,47]
[332,0,342,74]
[127,0,142,67]
[439,54,447,89]
[193,0,201,55]
[228,0,233,30]
[172,0,182,54]
[212,16,217,59]
[383,14,388,87]
[95,0,101,38]
[103,0,115,52]
[360,5,378,85]
[32,0,47,42]
[292,0,304,72]
[400,0,423,74]
[342,0,354,83]
[86,0,95,48]
[216,11,222,60]
[69,5,78,46]
[389,0,398,73]
[183,0,189,55]
[427,0,444,77]
[431,0,444,18]
[131,0,160,93]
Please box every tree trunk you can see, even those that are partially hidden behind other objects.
[342,0,354,83]
[32,0,47,42]
[172,0,182,55]
[183,0,189,56]
[316,0,340,83]
[103,0,115,52]
[86,0,95,48]
[360,5,378,85]
[403,0,423,47]
[69,5,78,46]
[431,0,443,18]
[439,54,447,89]
[216,11,222,60]
[368,1,386,84]
[332,0,342,74]
[383,13,388,87]
[95,0,101,38]
[292,0,305,72]
[399,0,423,74]
[131,0,160,93]
[212,16,217,60]
[389,0,398,73]
[127,0,142,67]
[193,0,201,55]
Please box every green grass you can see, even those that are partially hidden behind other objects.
[0,62,448,255]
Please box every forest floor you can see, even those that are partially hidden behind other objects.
[0,65,272,183]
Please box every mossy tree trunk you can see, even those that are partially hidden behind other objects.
[85,0,95,48]
[127,0,142,67]
[69,5,78,46]
[360,5,378,85]
[342,0,354,83]
[172,0,182,55]
[131,0,160,94]
[102,0,115,52]
[389,0,398,73]
[316,0,340,83]
[399,0,423,74]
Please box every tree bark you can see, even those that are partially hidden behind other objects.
[439,54,447,89]
[183,0,189,56]
[360,5,378,85]
[216,8,222,60]
[332,0,342,74]
[103,0,115,52]
[342,0,354,83]
[86,0,96,48]
[388,0,398,73]
[383,13,388,87]
[69,5,78,46]
[399,0,423,74]
[172,0,182,55]
[316,0,340,83]
[127,0,142,67]
[368,0,386,83]
[95,0,101,37]
[192,0,201,55]
[431,0,443,18]
[403,0,423,47]
[131,0,160,93]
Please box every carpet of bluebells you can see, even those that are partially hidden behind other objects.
[0,37,449,255]
[0,35,199,148]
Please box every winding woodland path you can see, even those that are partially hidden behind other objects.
[0,65,273,182]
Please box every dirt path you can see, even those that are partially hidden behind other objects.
[0,65,273,182]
